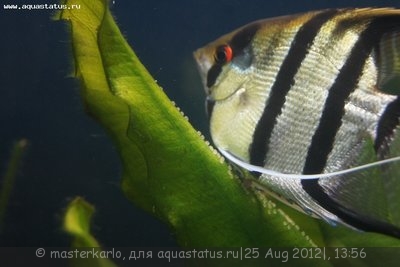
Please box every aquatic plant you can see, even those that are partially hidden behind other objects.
[0,139,28,233]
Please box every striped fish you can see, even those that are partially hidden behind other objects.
[194,8,400,238]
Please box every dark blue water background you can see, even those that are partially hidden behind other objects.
[1,0,399,247]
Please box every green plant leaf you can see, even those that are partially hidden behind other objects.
[64,197,98,247]
[64,197,118,267]
[56,0,400,254]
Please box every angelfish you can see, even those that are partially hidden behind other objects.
[194,8,400,238]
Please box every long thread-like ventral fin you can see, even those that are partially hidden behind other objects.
[218,148,400,180]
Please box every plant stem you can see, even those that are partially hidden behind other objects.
[0,139,28,233]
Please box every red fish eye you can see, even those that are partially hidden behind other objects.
[214,45,233,64]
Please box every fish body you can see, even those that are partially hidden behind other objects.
[194,8,400,238]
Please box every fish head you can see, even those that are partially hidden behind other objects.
[194,41,247,107]
[193,24,263,160]
[193,22,261,102]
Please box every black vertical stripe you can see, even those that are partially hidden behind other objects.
[302,16,400,238]
[374,96,400,155]
[206,65,223,88]
[302,24,379,174]
[304,15,400,174]
[229,23,261,56]
[249,9,339,167]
